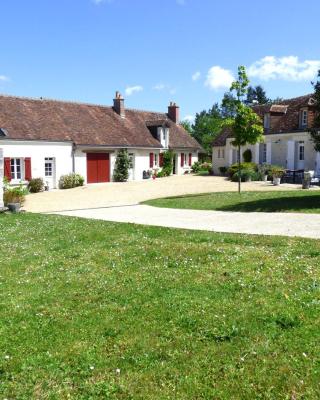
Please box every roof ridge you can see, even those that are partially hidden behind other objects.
[0,92,169,115]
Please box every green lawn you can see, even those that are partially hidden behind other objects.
[1,213,320,399]
[144,190,320,213]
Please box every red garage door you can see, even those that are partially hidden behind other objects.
[87,153,110,183]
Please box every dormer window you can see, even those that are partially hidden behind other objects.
[300,109,308,129]
[264,113,270,129]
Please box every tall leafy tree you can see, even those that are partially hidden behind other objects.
[221,92,237,118]
[229,66,264,193]
[180,120,193,134]
[192,103,224,155]
[245,85,269,105]
[309,69,320,151]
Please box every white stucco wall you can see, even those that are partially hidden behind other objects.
[1,140,73,188]
[0,148,4,208]
[212,131,318,174]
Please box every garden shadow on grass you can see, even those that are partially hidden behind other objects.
[216,195,320,213]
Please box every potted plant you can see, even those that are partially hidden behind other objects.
[302,171,311,189]
[4,184,28,212]
[271,166,285,186]
[258,164,271,182]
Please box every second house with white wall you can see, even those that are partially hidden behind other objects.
[0,92,201,188]
[212,94,320,175]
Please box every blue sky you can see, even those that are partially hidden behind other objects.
[1,0,319,121]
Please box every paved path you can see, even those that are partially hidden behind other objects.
[54,205,320,239]
[25,175,305,213]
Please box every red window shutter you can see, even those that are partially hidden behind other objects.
[189,153,192,166]
[24,157,32,181]
[149,153,154,168]
[181,153,184,167]
[159,153,164,167]
[4,157,11,180]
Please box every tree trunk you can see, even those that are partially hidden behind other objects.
[238,145,241,194]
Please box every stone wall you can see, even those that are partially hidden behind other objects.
[0,148,4,209]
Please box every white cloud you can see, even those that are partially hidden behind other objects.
[247,56,320,81]
[182,115,195,123]
[205,66,234,90]
[192,71,201,81]
[153,83,166,91]
[0,75,9,82]
[125,85,143,96]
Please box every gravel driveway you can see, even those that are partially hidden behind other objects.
[25,175,304,213]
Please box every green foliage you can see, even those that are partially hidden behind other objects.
[1,213,320,398]
[27,178,44,193]
[3,184,28,205]
[218,166,228,175]
[221,92,238,118]
[200,162,212,172]
[270,165,285,178]
[191,161,201,173]
[162,150,173,176]
[113,149,130,182]
[245,85,270,105]
[309,69,320,151]
[228,162,257,177]
[257,163,272,176]
[231,168,259,182]
[59,173,84,189]
[242,148,252,163]
[180,120,193,134]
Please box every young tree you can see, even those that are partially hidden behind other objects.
[113,149,130,182]
[229,66,264,193]
[309,69,320,151]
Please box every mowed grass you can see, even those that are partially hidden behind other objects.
[0,213,320,399]
[144,190,320,213]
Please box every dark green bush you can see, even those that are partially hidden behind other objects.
[59,173,84,189]
[219,166,228,175]
[242,149,252,163]
[191,161,201,173]
[113,149,130,182]
[161,150,173,176]
[228,162,257,178]
[28,178,44,193]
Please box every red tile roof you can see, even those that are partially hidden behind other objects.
[0,94,201,150]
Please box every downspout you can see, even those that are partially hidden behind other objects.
[72,142,76,173]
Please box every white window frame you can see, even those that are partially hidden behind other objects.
[217,148,225,159]
[10,158,24,182]
[184,152,189,167]
[301,109,308,128]
[154,153,159,167]
[44,157,54,177]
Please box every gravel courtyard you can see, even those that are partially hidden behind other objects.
[24,175,304,213]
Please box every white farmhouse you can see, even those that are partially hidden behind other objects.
[0,92,201,188]
[212,94,320,175]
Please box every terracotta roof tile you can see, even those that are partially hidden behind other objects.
[0,94,202,150]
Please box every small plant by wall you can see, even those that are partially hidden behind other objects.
[242,149,253,163]
[59,173,84,189]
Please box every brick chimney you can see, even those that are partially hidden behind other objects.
[168,102,180,123]
[113,91,125,118]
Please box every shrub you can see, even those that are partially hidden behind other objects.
[242,149,252,163]
[113,149,130,182]
[228,162,257,178]
[161,150,173,177]
[28,178,44,193]
[200,162,212,173]
[191,161,201,173]
[3,185,28,206]
[219,166,228,175]
[59,173,84,189]
[258,163,272,176]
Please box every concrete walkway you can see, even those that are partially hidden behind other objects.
[54,204,320,239]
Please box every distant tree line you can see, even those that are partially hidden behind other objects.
[180,85,282,156]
